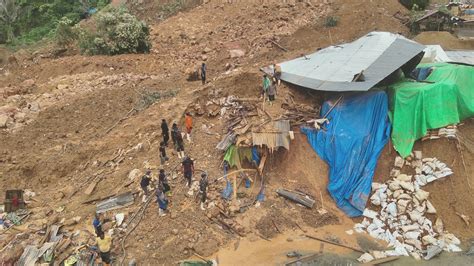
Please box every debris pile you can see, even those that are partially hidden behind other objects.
[354,152,462,261]
[422,125,458,141]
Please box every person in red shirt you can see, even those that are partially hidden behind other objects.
[185,112,193,143]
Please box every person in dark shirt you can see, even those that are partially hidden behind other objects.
[199,172,209,210]
[176,131,185,158]
[159,169,171,196]
[201,62,207,85]
[159,142,169,165]
[156,185,168,217]
[182,157,194,188]
[93,213,103,236]
[140,170,152,202]
[171,123,179,150]
[161,119,170,146]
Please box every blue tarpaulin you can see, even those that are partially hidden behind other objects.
[301,91,391,217]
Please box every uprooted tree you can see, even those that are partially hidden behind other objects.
[75,7,151,55]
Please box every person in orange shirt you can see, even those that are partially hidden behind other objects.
[185,112,193,142]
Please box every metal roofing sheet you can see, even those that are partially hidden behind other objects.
[279,32,425,92]
[446,50,474,65]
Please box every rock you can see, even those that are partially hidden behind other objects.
[425,245,443,260]
[128,169,142,181]
[414,189,429,202]
[396,174,412,182]
[201,55,208,61]
[57,84,68,90]
[203,47,212,54]
[358,253,374,263]
[394,156,404,168]
[27,102,40,112]
[172,229,179,235]
[14,112,26,122]
[426,201,436,214]
[414,150,422,160]
[21,79,35,87]
[0,114,8,128]
[434,217,444,234]
[229,49,245,58]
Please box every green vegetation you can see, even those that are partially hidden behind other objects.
[75,7,151,55]
[324,16,339,27]
[159,0,186,20]
[0,0,111,47]
[400,0,430,10]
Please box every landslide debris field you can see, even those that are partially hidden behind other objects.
[0,0,473,265]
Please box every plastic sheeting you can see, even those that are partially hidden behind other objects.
[302,91,391,217]
[389,63,474,158]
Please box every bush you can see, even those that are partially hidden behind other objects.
[324,16,339,27]
[55,17,77,47]
[400,0,430,10]
[78,7,151,55]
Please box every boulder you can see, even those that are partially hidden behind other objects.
[21,79,35,87]
[128,169,142,181]
[0,114,8,128]
[229,49,245,58]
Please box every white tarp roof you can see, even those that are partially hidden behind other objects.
[421,45,451,63]
[279,32,425,92]
[421,45,474,65]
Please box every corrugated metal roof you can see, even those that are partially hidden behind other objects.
[279,32,425,92]
[446,50,474,65]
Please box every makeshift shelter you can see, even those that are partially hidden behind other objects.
[389,63,474,158]
[302,91,391,217]
[277,32,425,92]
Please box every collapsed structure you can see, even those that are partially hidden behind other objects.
[272,31,474,259]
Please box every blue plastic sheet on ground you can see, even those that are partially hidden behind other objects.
[252,147,260,166]
[301,91,391,217]
[221,162,233,200]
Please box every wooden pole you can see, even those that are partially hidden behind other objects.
[305,234,365,253]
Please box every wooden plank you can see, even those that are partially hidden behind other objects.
[84,177,102,195]
[305,234,365,253]
[362,256,400,265]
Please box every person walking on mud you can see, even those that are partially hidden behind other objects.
[140,170,152,202]
[185,112,193,142]
[171,122,179,149]
[262,74,271,99]
[201,62,207,85]
[159,168,171,196]
[156,184,169,217]
[199,172,209,210]
[96,231,112,266]
[267,80,277,105]
[161,119,170,146]
[182,156,195,188]
[176,130,185,158]
[159,141,169,165]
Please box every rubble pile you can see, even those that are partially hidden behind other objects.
[354,152,462,262]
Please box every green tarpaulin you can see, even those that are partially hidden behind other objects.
[389,63,474,158]
[224,145,252,169]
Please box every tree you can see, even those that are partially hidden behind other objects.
[399,0,430,10]
[0,0,20,43]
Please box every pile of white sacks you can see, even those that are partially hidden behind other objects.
[354,151,462,262]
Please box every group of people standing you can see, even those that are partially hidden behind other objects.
[90,66,210,264]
